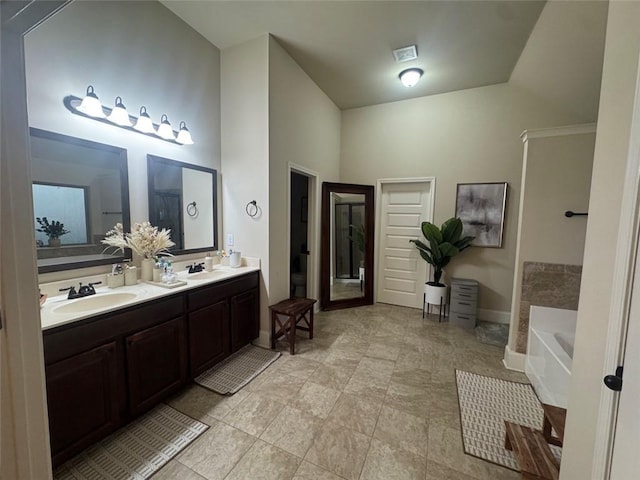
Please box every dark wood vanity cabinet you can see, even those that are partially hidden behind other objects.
[43,271,260,467]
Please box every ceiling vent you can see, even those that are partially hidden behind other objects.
[392,45,418,63]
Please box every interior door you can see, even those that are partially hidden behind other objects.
[377,181,433,309]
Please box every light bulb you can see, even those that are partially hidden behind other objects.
[176,121,194,145]
[156,114,175,140]
[107,96,132,126]
[134,106,155,133]
[77,85,106,118]
[399,68,424,87]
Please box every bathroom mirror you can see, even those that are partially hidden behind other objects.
[321,182,374,310]
[147,155,217,255]
[30,128,131,273]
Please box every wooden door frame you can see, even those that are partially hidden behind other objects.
[375,177,436,304]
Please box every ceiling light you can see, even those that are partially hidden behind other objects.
[77,85,106,118]
[156,114,175,140]
[134,106,155,133]
[399,68,424,87]
[176,121,194,145]
[107,96,132,126]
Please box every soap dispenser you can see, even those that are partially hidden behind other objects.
[204,252,214,271]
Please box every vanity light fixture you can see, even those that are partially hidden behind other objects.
[63,86,194,145]
[399,68,424,87]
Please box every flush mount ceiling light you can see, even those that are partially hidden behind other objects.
[63,86,194,145]
[399,68,424,87]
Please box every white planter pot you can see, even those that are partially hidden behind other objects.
[425,283,448,306]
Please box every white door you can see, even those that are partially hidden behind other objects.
[376,180,433,308]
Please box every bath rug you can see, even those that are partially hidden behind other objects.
[455,370,562,471]
[54,404,208,480]
[194,344,281,395]
[475,321,509,347]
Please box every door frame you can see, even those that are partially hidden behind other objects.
[375,177,436,304]
[592,49,640,478]
[287,163,318,308]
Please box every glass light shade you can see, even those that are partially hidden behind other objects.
[399,68,423,87]
[134,106,155,133]
[156,114,175,140]
[176,121,194,145]
[77,85,106,118]
[107,97,132,126]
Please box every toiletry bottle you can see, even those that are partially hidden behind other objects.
[204,252,214,272]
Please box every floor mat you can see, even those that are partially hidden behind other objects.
[194,344,281,395]
[455,370,561,471]
[54,404,208,480]
[475,321,509,347]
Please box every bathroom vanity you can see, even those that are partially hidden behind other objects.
[41,268,259,467]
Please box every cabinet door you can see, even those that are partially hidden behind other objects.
[189,300,230,377]
[230,288,259,352]
[126,317,186,416]
[46,341,122,466]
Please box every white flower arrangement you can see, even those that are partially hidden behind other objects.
[102,222,175,259]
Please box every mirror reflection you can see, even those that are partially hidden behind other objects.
[30,128,131,273]
[321,182,374,310]
[147,155,217,255]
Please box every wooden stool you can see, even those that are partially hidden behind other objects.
[269,298,316,355]
[504,421,559,480]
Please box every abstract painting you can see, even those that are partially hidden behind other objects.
[455,182,508,248]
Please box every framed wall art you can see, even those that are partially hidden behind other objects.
[455,182,508,248]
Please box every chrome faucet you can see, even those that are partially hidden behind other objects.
[59,281,102,299]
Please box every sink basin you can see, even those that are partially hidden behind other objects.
[53,292,138,314]
[188,270,227,280]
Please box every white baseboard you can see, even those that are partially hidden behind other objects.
[477,308,510,324]
[503,345,526,372]
[253,330,271,349]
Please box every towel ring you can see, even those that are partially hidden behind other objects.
[187,201,198,217]
[246,200,258,217]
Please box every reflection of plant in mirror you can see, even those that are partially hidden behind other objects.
[36,217,69,240]
[102,222,175,259]
[348,224,365,253]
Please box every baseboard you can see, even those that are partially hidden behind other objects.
[503,345,526,372]
[477,308,510,324]
[253,330,271,349]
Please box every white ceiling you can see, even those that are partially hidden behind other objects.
[161,1,547,110]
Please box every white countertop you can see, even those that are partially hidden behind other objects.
[40,259,260,331]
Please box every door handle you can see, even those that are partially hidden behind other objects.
[604,366,624,392]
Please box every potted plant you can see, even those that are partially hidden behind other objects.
[409,217,474,306]
[36,217,70,247]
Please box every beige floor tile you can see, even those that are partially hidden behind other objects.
[249,371,307,404]
[225,440,301,480]
[223,392,285,436]
[293,381,341,419]
[305,421,371,480]
[384,381,429,417]
[374,405,429,458]
[365,342,400,361]
[344,372,390,401]
[275,356,322,380]
[356,356,396,379]
[177,422,256,480]
[260,405,324,457]
[323,349,362,369]
[312,363,356,390]
[152,460,207,480]
[392,367,431,390]
[326,392,382,436]
[292,461,345,480]
[166,384,250,424]
[359,438,426,480]
[425,459,478,480]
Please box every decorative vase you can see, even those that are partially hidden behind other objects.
[48,237,61,247]
[141,258,154,282]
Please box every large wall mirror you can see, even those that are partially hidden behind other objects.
[30,128,131,273]
[321,182,374,310]
[147,155,218,255]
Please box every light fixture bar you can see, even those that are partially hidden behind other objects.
[63,93,194,146]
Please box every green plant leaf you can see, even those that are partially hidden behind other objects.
[421,222,442,244]
[442,218,463,243]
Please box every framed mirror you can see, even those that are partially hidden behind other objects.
[30,128,131,273]
[147,155,217,255]
[321,182,374,310]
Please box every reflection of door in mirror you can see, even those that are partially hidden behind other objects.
[30,128,131,273]
[321,182,374,310]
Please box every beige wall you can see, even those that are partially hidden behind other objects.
[562,2,640,477]
[268,36,341,315]
[507,128,595,354]
[340,83,582,315]
[24,1,221,283]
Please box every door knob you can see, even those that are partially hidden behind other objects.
[604,366,624,392]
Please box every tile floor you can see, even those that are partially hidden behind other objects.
[161,303,528,480]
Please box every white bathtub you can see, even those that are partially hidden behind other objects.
[525,306,577,408]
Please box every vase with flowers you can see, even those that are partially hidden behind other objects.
[102,222,175,281]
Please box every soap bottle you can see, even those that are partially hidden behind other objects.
[204,252,214,271]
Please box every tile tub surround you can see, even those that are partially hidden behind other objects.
[516,262,582,354]
[163,303,526,480]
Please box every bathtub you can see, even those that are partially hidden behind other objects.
[525,306,577,409]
